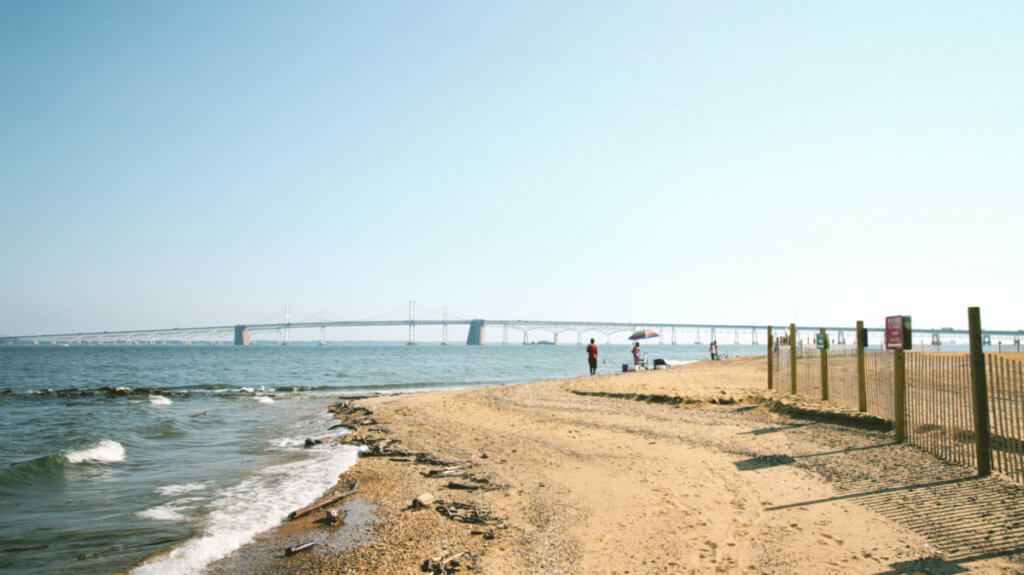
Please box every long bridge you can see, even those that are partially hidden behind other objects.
[2,303,1022,347]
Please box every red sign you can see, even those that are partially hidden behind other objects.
[885,315,911,350]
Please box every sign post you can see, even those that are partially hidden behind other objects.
[885,315,912,443]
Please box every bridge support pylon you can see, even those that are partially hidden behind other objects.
[234,325,250,346]
[466,319,486,345]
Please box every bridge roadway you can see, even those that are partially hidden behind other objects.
[1,319,1022,346]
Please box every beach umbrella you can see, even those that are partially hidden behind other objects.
[628,330,660,341]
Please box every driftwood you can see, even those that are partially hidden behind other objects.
[288,480,359,520]
[328,423,356,432]
[285,541,316,557]
[424,468,469,478]
[304,436,332,447]
[434,500,503,526]
[446,481,481,491]
[422,551,467,574]
[415,453,461,467]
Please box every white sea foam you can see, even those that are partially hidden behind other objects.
[65,440,126,464]
[270,437,304,449]
[131,444,359,575]
[255,396,274,404]
[137,503,187,522]
[149,395,173,406]
[157,482,208,496]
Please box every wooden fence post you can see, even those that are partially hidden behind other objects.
[856,321,867,412]
[820,328,830,401]
[894,349,907,443]
[790,323,798,394]
[968,306,992,477]
[767,326,774,390]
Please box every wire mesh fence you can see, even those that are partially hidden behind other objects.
[773,344,792,390]
[987,354,1024,485]
[771,335,1024,486]
[827,345,859,410]
[864,349,895,421]
[905,353,976,472]
[798,346,822,399]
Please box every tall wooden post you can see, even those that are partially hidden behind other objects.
[856,321,867,412]
[819,328,830,401]
[767,326,774,390]
[894,349,907,443]
[790,323,798,394]
[968,306,992,476]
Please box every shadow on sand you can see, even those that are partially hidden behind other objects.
[737,418,1024,571]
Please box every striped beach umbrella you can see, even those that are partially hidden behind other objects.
[628,330,660,341]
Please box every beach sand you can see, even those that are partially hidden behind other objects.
[210,356,1024,574]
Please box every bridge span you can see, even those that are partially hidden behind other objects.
[2,318,1022,347]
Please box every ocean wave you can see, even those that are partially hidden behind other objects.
[0,454,67,491]
[149,395,173,406]
[142,419,188,440]
[157,482,208,496]
[137,503,188,522]
[132,445,359,574]
[65,440,126,464]
[255,396,274,405]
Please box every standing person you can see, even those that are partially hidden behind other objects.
[710,340,719,360]
[586,338,599,375]
[632,341,642,369]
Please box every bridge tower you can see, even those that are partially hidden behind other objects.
[694,328,702,344]
[553,331,559,345]
[502,324,509,345]
[320,326,327,346]
[672,327,677,345]
[283,305,292,346]
[408,300,417,345]
[466,319,485,345]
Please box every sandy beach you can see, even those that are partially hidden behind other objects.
[210,356,1024,574]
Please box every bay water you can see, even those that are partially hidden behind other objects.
[0,342,760,574]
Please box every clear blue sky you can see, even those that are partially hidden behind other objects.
[2,1,1023,338]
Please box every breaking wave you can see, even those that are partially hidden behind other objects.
[65,440,126,464]
[131,445,359,574]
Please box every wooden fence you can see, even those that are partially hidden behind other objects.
[769,314,1024,486]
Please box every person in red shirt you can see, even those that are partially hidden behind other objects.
[586,338,599,375]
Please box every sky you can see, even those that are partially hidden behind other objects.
[2,1,1023,339]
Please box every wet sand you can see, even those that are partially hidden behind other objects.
[211,356,1024,574]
